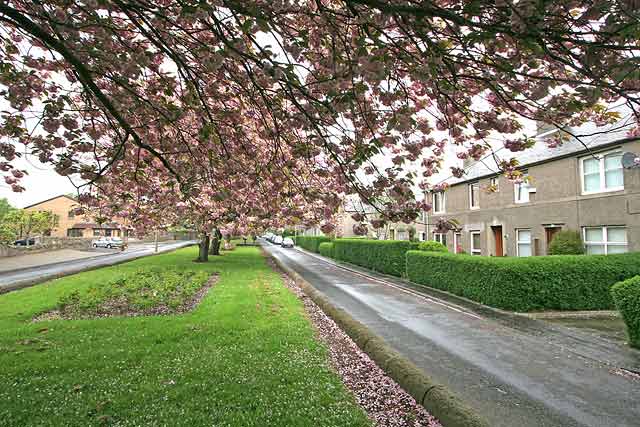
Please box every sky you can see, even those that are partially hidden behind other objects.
[0,155,77,208]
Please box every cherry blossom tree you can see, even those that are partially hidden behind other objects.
[0,1,638,238]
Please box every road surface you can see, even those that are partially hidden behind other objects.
[263,242,640,427]
[0,240,196,293]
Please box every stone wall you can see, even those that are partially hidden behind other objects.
[0,237,92,258]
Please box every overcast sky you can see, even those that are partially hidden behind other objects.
[0,155,77,208]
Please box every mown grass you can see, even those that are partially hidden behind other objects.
[0,246,370,427]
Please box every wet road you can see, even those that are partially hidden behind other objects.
[0,240,197,293]
[264,243,640,427]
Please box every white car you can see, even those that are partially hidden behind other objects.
[273,236,283,245]
[281,237,294,248]
[92,237,124,249]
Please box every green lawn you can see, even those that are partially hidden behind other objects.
[0,246,370,426]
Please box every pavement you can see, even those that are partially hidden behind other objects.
[0,240,197,293]
[0,248,113,273]
[263,242,640,427]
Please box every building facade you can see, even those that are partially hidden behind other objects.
[24,195,126,238]
[426,137,640,256]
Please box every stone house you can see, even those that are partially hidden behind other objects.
[426,128,640,256]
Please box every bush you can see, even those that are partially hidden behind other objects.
[406,251,640,312]
[319,242,335,258]
[611,276,640,348]
[549,230,585,255]
[418,240,448,253]
[295,235,332,253]
[333,239,420,277]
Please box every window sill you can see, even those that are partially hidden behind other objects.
[581,187,625,196]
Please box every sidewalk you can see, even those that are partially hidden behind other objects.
[0,249,109,273]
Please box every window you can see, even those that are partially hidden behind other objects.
[516,229,532,257]
[434,233,447,246]
[93,229,102,237]
[420,232,426,241]
[68,210,75,219]
[67,228,82,237]
[489,177,499,192]
[583,226,627,255]
[470,231,481,255]
[433,191,445,214]
[469,182,480,209]
[581,151,624,194]
[454,232,462,253]
[514,171,530,203]
[105,229,112,237]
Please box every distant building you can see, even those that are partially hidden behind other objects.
[23,195,126,238]
[426,124,640,256]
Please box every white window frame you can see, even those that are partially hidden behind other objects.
[433,191,446,214]
[470,231,481,255]
[469,182,480,210]
[434,233,447,246]
[580,150,624,195]
[583,226,628,255]
[514,171,530,204]
[516,229,532,257]
[454,232,462,254]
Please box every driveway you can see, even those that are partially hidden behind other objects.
[263,243,640,427]
[0,240,197,293]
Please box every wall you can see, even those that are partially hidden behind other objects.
[0,237,92,258]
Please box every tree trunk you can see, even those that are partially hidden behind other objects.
[197,233,210,262]
[209,228,222,255]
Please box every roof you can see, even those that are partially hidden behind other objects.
[23,194,77,209]
[448,115,638,186]
[71,222,121,229]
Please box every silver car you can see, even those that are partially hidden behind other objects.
[281,237,294,248]
[92,237,124,249]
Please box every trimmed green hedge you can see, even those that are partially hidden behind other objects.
[333,239,420,277]
[406,250,640,312]
[418,240,448,253]
[319,242,335,258]
[611,276,640,348]
[294,236,332,253]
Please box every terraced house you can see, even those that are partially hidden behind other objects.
[426,124,640,256]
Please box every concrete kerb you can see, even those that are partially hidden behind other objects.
[267,251,490,427]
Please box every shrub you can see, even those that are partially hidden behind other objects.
[418,240,448,253]
[294,235,332,253]
[406,251,640,312]
[549,230,585,255]
[333,239,420,277]
[319,242,335,258]
[611,276,640,348]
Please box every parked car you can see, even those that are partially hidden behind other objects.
[92,237,124,249]
[273,236,283,245]
[13,237,36,246]
[281,237,294,248]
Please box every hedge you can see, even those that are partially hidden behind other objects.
[319,242,335,259]
[418,240,448,253]
[611,276,640,348]
[406,251,640,312]
[294,236,332,253]
[333,239,420,277]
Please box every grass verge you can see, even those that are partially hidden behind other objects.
[0,246,370,427]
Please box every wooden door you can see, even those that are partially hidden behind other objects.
[492,226,504,256]
[545,227,561,252]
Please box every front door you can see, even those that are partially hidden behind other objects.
[545,227,561,253]
[492,226,504,256]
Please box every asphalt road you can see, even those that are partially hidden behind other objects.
[264,242,640,427]
[0,240,197,293]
